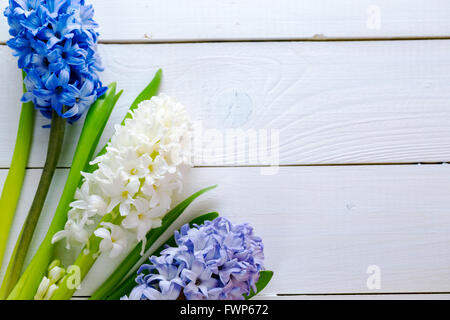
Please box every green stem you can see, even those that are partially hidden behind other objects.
[0,72,35,272]
[0,111,65,299]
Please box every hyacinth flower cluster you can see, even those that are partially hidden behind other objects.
[124,217,265,300]
[4,0,106,122]
[0,0,108,299]
[7,73,161,301]
[52,94,193,258]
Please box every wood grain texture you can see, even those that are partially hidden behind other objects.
[0,2,449,299]
[1,41,450,167]
[2,165,450,296]
[1,0,449,42]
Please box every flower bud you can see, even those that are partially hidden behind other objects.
[44,284,59,301]
[34,277,50,300]
[48,266,66,285]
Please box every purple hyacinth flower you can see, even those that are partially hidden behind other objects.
[125,217,265,300]
[182,261,218,299]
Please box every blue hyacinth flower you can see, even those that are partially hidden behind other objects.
[4,0,106,123]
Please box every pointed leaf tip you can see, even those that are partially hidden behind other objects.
[114,90,124,105]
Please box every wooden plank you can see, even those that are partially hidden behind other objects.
[1,1,450,42]
[1,41,450,168]
[1,164,450,295]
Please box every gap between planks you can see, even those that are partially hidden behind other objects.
[2,36,450,46]
[2,162,448,171]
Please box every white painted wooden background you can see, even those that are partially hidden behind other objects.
[1,0,450,300]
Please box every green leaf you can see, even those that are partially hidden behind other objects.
[89,187,217,300]
[0,71,35,274]
[113,90,124,107]
[245,271,274,300]
[104,211,220,301]
[126,68,162,120]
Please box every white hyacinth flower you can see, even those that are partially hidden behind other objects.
[94,222,129,259]
[122,197,165,254]
[52,94,193,258]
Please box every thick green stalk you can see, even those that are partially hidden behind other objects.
[101,212,220,300]
[0,72,35,271]
[7,84,120,300]
[0,110,65,299]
